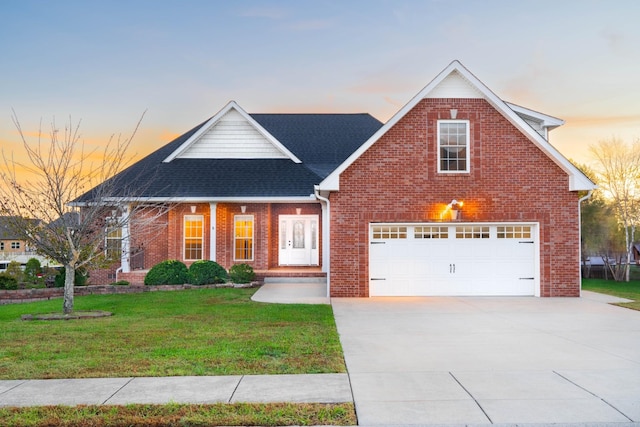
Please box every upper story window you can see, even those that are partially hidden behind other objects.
[184,215,204,261]
[437,120,470,173]
[11,242,20,250]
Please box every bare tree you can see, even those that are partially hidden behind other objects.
[0,113,170,314]
[589,138,640,281]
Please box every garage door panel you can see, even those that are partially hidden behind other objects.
[369,223,537,297]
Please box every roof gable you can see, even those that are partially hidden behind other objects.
[163,101,301,163]
[319,60,595,192]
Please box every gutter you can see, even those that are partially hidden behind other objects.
[314,186,330,299]
[578,190,594,297]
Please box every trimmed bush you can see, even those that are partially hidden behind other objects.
[0,273,18,290]
[110,280,130,286]
[144,260,190,286]
[54,267,88,287]
[229,263,255,284]
[188,260,228,285]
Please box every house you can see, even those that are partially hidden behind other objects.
[0,216,50,272]
[85,61,595,297]
[0,217,31,255]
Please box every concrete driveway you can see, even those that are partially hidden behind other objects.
[332,291,640,425]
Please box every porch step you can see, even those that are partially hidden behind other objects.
[263,276,327,284]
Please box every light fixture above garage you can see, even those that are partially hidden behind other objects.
[441,199,463,220]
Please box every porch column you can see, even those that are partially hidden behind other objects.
[209,202,217,261]
[121,204,131,273]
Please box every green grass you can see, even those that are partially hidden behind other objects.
[583,278,640,311]
[0,288,345,379]
[0,403,357,426]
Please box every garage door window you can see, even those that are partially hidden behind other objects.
[372,225,407,239]
[455,226,489,239]
[415,226,448,239]
[497,225,531,238]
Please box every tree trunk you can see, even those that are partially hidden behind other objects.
[63,264,75,314]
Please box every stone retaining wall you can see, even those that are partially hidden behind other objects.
[0,283,259,305]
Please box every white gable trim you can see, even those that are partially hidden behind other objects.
[163,101,301,163]
[318,60,594,192]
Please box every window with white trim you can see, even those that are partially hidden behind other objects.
[455,226,489,239]
[497,225,532,239]
[415,226,448,239]
[11,242,20,249]
[105,223,122,260]
[184,215,204,260]
[234,215,254,261]
[372,225,407,239]
[437,120,470,173]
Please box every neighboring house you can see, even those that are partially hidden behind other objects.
[83,61,595,297]
[0,216,51,271]
[0,217,30,255]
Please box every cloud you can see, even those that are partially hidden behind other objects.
[600,28,625,54]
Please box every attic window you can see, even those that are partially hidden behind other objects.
[437,120,470,173]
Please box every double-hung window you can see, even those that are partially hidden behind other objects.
[105,222,122,260]
[437,120,470,173]
[234,215,254,261]
[184,215,204,260]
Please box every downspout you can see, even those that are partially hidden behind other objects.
[578,190,594,297]
[314,186,330,298]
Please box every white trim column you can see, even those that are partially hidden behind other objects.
[121,204,131,273]
[209,202,217,261]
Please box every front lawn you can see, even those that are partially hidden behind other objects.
[0,403,357,427]
[582,278,640,311]
[0,288,345,379]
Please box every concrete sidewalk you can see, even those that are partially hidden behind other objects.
[0,373,351,407]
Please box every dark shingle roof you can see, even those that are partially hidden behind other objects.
[251,113,383,177]
[78,113,382,201]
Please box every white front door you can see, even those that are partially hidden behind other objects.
[279,215,319,266]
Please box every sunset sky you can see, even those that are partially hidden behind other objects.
[1,0,639,168]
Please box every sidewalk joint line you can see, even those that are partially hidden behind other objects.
[449,372,493,424]
[102,377,135,405]
[553,370,634,422]
[228,375,243,403]
[0,380,27,396]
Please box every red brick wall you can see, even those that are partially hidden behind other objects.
[329,98,580,297]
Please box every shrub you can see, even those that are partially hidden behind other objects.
[0,273,18,290]
[188,260,228,285]
[229,263,255,284]
[110,280,130,286]
[5,261,23,282]
[53,267,88,288]
[24,258,42,283]
[144,260,190,285]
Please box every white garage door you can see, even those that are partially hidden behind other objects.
[369,223,538,296]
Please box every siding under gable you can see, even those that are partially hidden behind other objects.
[177,109,290,159]
[425,70,483,99]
